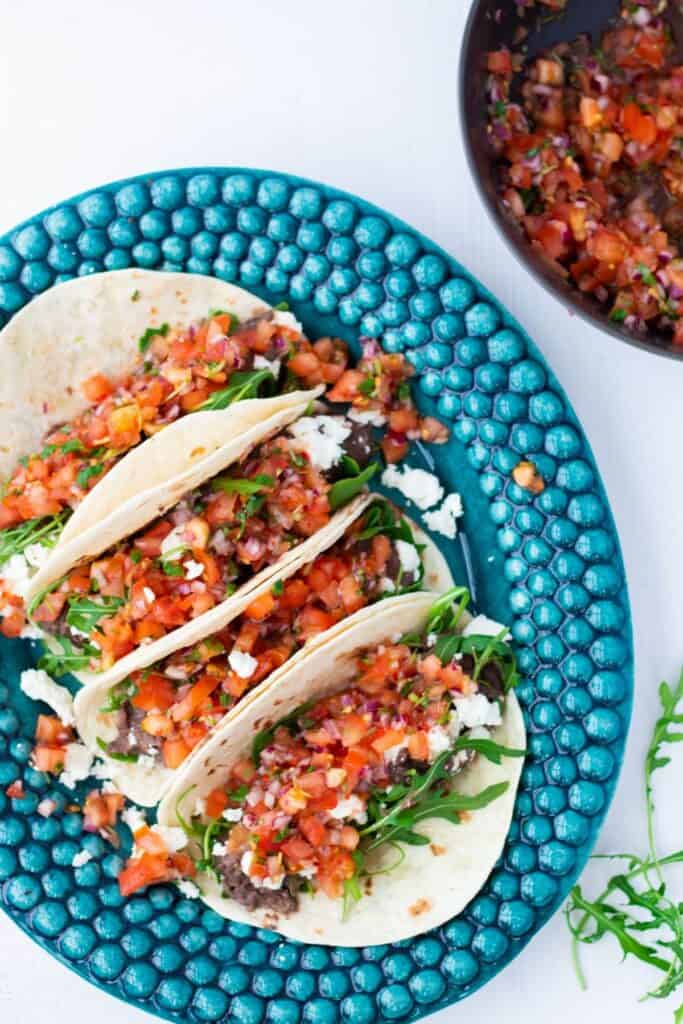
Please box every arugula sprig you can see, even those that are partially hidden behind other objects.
[199,369,275,411]
[328,461,379,511]
[0,511,69,567]
[65,594,125,635]
[566,668,683,1019]
[38,636,101,677]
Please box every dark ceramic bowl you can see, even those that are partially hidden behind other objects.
[459,0,683,360]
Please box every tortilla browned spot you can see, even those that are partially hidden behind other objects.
[409,898,431,917]
[430,844,446,857]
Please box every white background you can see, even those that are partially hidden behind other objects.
[0,1,681,1022]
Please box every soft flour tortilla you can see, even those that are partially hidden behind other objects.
[26,390,319,603]
[74,511,454,805]
[0,268,315,597]
[157,592,526,945]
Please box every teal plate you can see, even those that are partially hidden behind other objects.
[0,168,633,1023]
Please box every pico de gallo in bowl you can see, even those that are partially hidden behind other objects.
[92,500,433,775]
[118,589,525,920]
[463,0,683,355]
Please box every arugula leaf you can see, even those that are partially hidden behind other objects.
[609,307,628,323]
[207,309,240,332]
[99,680,137,713]
[637,263,658,288]
[0,511,68,567]
[76,462,105,489]
[252,698,318,765]
[566,668,683,1016]
[161,561,185,577]
[65,594,124,635]
[138,323,169,353]
[328,462,379,511]
[37,636,100,677]
[199,369,275,411]
[274,301,290,312]
[96,737,139,763]
[271,579,284,597]
[211,473,274,496]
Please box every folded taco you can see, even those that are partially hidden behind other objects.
[0,269,445,632]
[74,499,453,804]
[26,403,412,679]
[140,590,525,945]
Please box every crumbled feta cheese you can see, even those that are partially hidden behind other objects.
[184,560,204,581]
[177,879,200,899]
[463,615,510,641]
[288,415,350,471]
[122,806,147,835]
[260,873,286,890]
[59,743,94,789]
[380,577,396,593]
[0,554,32,601]
[454,693,502,730]
[297,863,316,880]
[229,649,258,679]
[212,841,229,857]
[329,795,368,824]
[24,543,51,570]
[90,759,115,781]
[254,354,282,376]
[348,408,386,427]
[395,540,421,577]
[20,669,75,725]
[427,726,452,759]
[426,633,438,647]
[160,527,187,561]
[381,464,444,511]
[142,586,156,604]
[72,849,93,868]
[151,825,187,852]
[222,807,243,823]
[272,310,302,334]
[423,492,464,540]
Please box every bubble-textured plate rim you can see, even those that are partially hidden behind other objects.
[0,167,633,1024]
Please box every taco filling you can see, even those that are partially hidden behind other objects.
[119,595,522,915]
[97,500,426,770]
[28,412,383,671]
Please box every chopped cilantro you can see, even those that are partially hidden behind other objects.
[138,323,169,353]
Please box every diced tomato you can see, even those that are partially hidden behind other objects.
[118,852,175,896]
[35,714,70,744]
[6,780,24,799]
[244,591,276,621]
[340,713,369,747]
[82,373,113,403]
[134,521,173,558]
[205,788,230,819]
[299,815,327,847]
[487,49,512,76]
[280,577,310,609]
[171,673,220,722]
[372,728,405,754]
[135,826,169,856]
[407,731,430,761]
[32,746,66,773]
[281,837,314,864]
[132,673,177,712]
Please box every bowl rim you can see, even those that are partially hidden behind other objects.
[457,0,683,363]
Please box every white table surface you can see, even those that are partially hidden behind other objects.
[0,1,681,1021]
